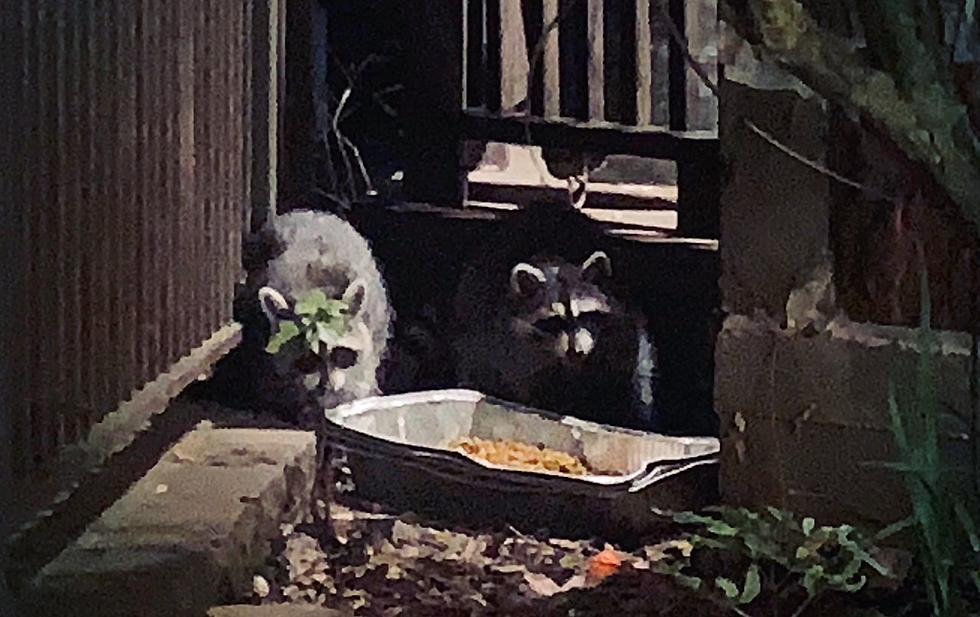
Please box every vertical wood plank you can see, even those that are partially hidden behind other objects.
[35,0,56,463]
[650,0,670,126]
[603,0,650,125]
[465,0,484,108]
[484,0,502,112]
[157,0,173,371]
[519,0,544,115]
[239,0,252,288]
[558,0,587,119]
[500,0,529,111]
[149,0,163,379]
[178,0,196,356]
[667,0,687,131]
[586,0,603,120]
[16,0,37,474]
[53,0,69,454]
[123,0,140,399]
[104,3,129,412]
[168,0,182,365]
[685,0,718,131]
[635,0,653,125]
[67,0,85,444]
[541,0,560,117]
[88,0,109,423]
[136,0,150,387]
[602,0,628,123]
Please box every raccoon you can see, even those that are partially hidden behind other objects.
[242,209,393,425]
[451,203,660,429]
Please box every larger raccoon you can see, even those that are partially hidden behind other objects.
[451,203,660,430]
[238,209,393,426]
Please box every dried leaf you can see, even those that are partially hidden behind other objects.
[523,572,563,597]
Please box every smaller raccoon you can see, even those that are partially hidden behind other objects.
[453,246,659,429]
[246,210,393,425]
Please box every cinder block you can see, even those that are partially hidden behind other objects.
[29,428,317,617]
[716,319,973,526]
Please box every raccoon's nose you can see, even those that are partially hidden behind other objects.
[571,327,594,356]
[328,369,346,391]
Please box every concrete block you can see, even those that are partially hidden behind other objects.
[716,317,974,526]
[29,427,316,617]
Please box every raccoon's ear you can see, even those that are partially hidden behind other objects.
[581,250,612,283]
[342,279,367,316]
[510,263,546,297]
[258,286,295,324]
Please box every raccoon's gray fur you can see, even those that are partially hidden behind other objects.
[451,203,659,429]
[249,210,393,424]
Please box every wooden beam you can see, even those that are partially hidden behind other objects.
[467,180,677,211]
[460,108,719,161]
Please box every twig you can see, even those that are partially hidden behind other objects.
[523,0,588,207]
[654,0,888,201]
[743,119,865,192]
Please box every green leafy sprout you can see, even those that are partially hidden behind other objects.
[653,506,891,617]
[265,289,351,356]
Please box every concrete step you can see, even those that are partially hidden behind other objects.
[26,425,317,617]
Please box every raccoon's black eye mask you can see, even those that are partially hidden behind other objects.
[533,315,567,335]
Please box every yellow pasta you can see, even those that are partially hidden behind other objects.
[450,436,590,476]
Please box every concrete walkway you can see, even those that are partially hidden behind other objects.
[25,424,316,617]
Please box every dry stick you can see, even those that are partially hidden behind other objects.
[651,0,890,201]
[331,85,374,195]
[521,0,584,196]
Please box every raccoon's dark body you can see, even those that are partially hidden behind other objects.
[451,202,660,430]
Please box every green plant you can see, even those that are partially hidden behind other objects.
[869,264,980,617]
[265,289,352,355]
[654,505,891,617]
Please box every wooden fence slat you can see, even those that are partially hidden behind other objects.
[484,0,502,112]
[586,0,603,121]
[667,0,687,131]
[541,0,560,117]
[149,0,164,380]
[634,0,653,125]
[178,0,195,357]
[124,0,140,400]
[168,0,182,367]
[86,0,107,431]
[13,0,255,475]
[36,0,57,464]
[71,0,84,441]
[21,0,39,474]
[558,0,588,119]
[465,0,484,108]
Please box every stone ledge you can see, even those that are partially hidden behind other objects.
[27,426,317,617]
